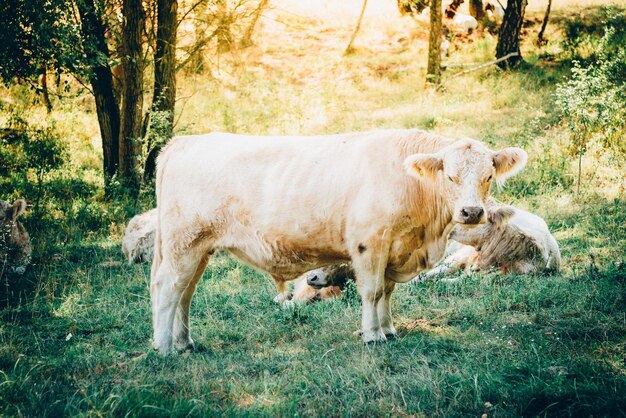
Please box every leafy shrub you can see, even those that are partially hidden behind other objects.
[554,28,626,192]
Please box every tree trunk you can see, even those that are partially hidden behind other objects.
[240,0,269,48]
[39,67,53,113]
[496,0,527,69]
[76,0,121,186]
[469,0,484,20]
[537,0,552,45]
[426,0,442,84]
[216,0,233,53]
[119,0,145,195]
[145,0,177,180]
[344,0,368,55]
[190,1,208,73]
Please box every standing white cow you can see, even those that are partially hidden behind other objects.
[150,129,527,353]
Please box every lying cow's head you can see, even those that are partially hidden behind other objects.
[0,200,27,225]
[449,201,516,248]
[306,264,354,289]
[404,139,526,225]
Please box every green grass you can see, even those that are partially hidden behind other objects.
[1,1,626,416]
[1,197,625,417]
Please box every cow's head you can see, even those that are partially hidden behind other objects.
[449,201,516,247]
[0,199,27,225]
[306,264,354,289]
[404,138,526,225]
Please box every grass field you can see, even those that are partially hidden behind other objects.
[1,0,626,416]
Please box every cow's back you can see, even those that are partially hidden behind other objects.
[510,209,560,271]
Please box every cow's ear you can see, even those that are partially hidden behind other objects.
[493,147,527,185]
[11,200,27,221]
[489,206,515,225]
[404,153,443,179]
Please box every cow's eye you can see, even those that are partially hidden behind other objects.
[448,176,454,182]
[487,175,493,182]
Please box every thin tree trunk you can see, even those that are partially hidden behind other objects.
[469,0,484,20]
[496,0,527,69]
[426,0,442,84]
[577,152,582,194]
[240,0,269,48]
[76,0,121,187]
[537,0,552,45]
[190,0,208,73]
[119,0,145,196]
[145,0,178,180]
[344,0,368,55]
[39,67,53,113]
[217,0,233,53]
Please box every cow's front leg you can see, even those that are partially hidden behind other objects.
[377,280,397,339]
[356,273,386,343]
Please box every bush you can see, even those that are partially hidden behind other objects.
[554,28,626,192]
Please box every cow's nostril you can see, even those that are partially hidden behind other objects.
[460,206,485,224]
[309,275,319,283]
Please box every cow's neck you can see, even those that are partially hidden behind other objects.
[397,129,455,155]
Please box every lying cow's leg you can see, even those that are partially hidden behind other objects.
[377,280,397,339]
[172,252,211,350]
[151,253,205,354]
[272,275,292,304]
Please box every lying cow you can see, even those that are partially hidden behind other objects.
[286,201,561,300]
[443,202,561,275]
[122,209,157,264]
[0,199,32,275]
[150,128,527,353]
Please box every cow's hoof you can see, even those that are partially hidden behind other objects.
[385,333,398,341]
[273,292,293,304]
[152,342,173,355]
[361,330,387,344]
[280,299,296,309]
[175,339,196,352]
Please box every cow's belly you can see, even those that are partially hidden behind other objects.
[218,225,350,280]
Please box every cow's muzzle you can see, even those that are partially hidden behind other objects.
[307,274,326,289]
[459,206,485,225]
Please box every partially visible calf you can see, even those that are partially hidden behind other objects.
[122,209,157,264]
[292,264,354,303]
[485,1,504,19]
[445,9,478,34]
[297,203,560,297]
[0,199,31,275]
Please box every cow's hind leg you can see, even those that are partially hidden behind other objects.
[151,252,205,354]
[173,252,211,351]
